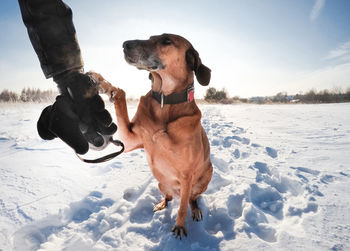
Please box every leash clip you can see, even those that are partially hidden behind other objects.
[76,137,124,163]
[161,93,164,108]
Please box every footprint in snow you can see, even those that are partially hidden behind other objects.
[287,202,318,217]
[211,123,219,129]
[290,166,320,176]
[123,176,154,202]
[320,174,335,184]
[252,162,271,175]
[249,184,283,220]
[210,155,230,173]
[240,204,277,243]
[13,191,114,250]
[251,143,261,148]
[231,127,245,134]
[109,161,123,169]
[296,173,309,183]
[233,149,240,159]
[129,197,155,224]
[231,149,249,159]
[89,191,103,198]
[204,207,235,240]
[71,192,114,223]
[253,163,303,196]
[224,136,250,145]
[206,171,231,194]
[227,194,244,219]
[241,152,250,159]
[265,147,278,158]
[306,185,324,197]
[210,138,221,146]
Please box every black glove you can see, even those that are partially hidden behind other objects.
[37,71,117,154]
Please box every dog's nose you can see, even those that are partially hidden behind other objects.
[123,40,137,50]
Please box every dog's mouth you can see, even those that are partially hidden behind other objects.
[123,52,137,64]
[123,50,165,71]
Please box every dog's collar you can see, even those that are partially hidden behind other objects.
[151,84,194,108]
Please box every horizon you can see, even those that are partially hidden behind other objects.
[1,0,350,99]
[1,85,349,101]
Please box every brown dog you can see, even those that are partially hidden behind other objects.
[91,34,213,239]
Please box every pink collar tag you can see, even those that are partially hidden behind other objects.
[187,85,194,102]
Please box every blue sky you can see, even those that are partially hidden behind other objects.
[1,0,350,98]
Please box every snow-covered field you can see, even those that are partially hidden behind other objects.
[0,102,349,251]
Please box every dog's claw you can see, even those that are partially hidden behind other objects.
[110,91,116,103]
[191,208,203,222]
[171,225,187,239]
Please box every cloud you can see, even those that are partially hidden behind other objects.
[291,62,350,93]
[324,41,350,61]
[310,0,325,21]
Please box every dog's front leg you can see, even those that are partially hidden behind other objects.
[88,72,142,152]
[172,174,192,239]
[112,89,143,152]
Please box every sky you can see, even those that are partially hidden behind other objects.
[1,0,350,98]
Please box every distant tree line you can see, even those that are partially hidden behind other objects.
[0,88,57,103]
[294,88,350,103]
[204,87,350,104]
[204,87,228,102]
[2,86,350,104]
[203,87,248,103]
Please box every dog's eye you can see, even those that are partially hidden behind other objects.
[161,37,172,46]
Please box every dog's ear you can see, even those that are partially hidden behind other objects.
[186,47,211,86]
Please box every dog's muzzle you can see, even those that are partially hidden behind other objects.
[123,40,164,71]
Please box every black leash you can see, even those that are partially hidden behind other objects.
[76,139,125,164]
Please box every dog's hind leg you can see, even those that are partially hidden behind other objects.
[190,163,212,221]
[153,183,173,212]
[153,197,172,212]
[190,197,203,222]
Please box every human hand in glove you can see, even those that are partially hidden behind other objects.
[37,71,117,154]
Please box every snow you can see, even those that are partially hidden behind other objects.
[1,102,350,251]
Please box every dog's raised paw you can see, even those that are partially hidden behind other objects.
[111,88,126,102]
[191,208,203,221]
[171,225,187,239]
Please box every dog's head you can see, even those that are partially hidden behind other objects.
[123,34,211,87]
